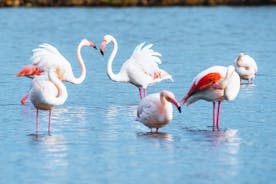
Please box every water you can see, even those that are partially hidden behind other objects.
[0,7,276,184]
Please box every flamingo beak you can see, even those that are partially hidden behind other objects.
[177,106,181,113]
[100,40,107,56]
[169,97,182,113]
[89,41,97,50]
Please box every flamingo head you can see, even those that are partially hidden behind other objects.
[80,39,97,49]
[161,90,182,113]
[100,35,114,56]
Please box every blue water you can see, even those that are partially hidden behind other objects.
[0,7,276,184]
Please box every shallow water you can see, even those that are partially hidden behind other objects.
[0,7,275,184]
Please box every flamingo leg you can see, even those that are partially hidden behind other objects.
[20,93,30,105]
[139,88,143,100]
[36,109,39,137]
[212,101,216,131]
[216,101,222,131]
[156,128,159,133]
[143,88,147,98]
[48,109,52,136]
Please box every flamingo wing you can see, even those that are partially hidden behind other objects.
[129,43,169,80]
[183,72,222,103]
[31,43,72,75]
[136,94,159,122]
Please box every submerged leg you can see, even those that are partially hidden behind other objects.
[48,109,52,136]
[216,101,222,131]
[36,109,39,137]
[212,101,216,131]
[139,88,143,100]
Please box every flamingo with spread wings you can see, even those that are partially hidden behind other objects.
[17,39,97,104]
[136,90,181,133]
[30,68,68,136]
[182,65,240,131]
[100,35,173,100]
[233,53,257,84]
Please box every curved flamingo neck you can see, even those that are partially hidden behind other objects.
[220,66,234,88]
[106,37,125,82]
[160,92,173,122]
[69,42,87,84]
[48,69,68,106]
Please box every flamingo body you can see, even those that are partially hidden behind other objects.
[182,65,240,131]
[100,35,173,99]
[233,53,257,83]
[136,90,181,133]
[30,68,68,135]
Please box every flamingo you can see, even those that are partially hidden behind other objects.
[233,53,257,84]
[30,68,68,136]
[136,90,181,133]
[16,39,97,104]
[99,35,173,100]
[182,65,240,131]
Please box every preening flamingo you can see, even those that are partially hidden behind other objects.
[136,90,181,133]
[182,65,240,131]
[99,35,173,100]
[16,39,97,104]
[30,68,68,136]
[233,53,257,84]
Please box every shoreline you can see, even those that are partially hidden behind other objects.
[1,0,276,7]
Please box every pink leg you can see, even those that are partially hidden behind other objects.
[143,88,147,98]
[216,101,222,131]
[21,93,30,105]
[139,88,143,100]
[212,102,216,131]
[48,109,52,136]
[156,128,159,133]
[36,109,39,137]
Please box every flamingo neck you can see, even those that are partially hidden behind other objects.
[106,37,125,82]
[160,94,173,123]
[69,42,87,84]
[48,68,68,106]
[220,66,234,89]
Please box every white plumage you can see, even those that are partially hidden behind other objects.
[233,53,257,84]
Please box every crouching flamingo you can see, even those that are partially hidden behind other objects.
[233,53,257,84]
[136,90,181,133]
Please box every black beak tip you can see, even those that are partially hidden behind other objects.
[93,46,97,50]
[177,106,181,113]
[100,50,104,56]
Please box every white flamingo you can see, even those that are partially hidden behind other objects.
[233,53,257,84]
[182,65,240,131]
[99,35,173,100]
[16,39,97,104]
[30,68,68,136]
[136,90,181,133]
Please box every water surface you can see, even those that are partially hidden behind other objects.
[0,7,275,184]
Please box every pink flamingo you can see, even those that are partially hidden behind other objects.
[30,68,68,136]
[136,90,181,133]
[99,35,173,100]
[182,65,240,131]
[16,39,97,104]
